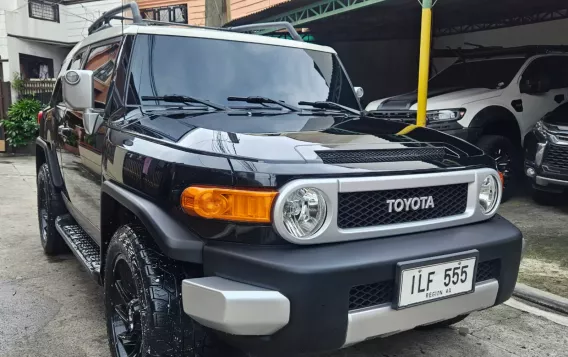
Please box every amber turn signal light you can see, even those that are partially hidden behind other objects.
[498,171,505,186]
[181,186,277,223]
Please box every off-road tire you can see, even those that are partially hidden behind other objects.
[476,135,521,202]
[417,314,469,330]
[37,163,68,255]
[104,225,246,357]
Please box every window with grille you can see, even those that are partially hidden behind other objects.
[28,0,59,22]
[142,4,188,24]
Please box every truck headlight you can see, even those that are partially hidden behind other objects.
[426,108,466,122]
[281,188,327,239]
[479,175,499,214]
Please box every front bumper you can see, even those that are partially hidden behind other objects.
[184,216,522,355]
[524,131,568,192]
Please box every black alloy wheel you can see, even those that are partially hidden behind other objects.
[109,255,142,357]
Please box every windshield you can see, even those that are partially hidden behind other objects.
[127,34,360,110]
[430,58,526,90]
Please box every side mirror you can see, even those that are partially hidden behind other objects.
[62,70,94,110]
[83,111,103,135]
[62,70,102,135]
[520,77,551,94]
[354,86,364,99]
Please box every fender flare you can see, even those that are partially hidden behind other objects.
[36,137,64,188]
[101,180,203,264]
[468,106,521,145]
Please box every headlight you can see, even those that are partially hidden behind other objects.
[479,175,499,214]
[426,108,466,122]
[282,187,327,239]
[534,120,548,137]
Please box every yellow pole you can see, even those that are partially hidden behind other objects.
[416,0,433,127]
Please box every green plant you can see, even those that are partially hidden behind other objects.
[11,72,25,93]
[3,98,41,147]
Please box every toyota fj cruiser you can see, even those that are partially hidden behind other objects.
[366,46,568,200]
[36,4,523,356]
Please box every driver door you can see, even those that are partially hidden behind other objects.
[520,56,568,138]
[58,39,121,242]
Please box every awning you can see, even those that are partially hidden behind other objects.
[8,34,77,48]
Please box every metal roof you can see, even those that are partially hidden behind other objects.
[226,0,568,42]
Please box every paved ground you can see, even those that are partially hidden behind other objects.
[1,156,567,357]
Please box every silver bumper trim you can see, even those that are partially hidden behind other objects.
[536,175,568,187]
[182,277,290,335]
[343,280,499,347]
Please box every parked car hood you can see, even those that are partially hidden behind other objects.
[123,110,489,171]
[366,87,503,111]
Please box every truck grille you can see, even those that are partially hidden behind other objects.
[348,260,500,311]
[338,184,468,229]
[349,281,394,311]
[316,148,445,164]
[543,145,568,171]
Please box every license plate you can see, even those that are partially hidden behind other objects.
[395,251,478,309]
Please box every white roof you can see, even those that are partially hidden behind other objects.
[74,23,335,54]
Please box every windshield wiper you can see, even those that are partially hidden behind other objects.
[228,96,300,112]
[298,101,361,116]
[141,95,227,111]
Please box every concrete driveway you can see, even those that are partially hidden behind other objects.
[1,156,567,357]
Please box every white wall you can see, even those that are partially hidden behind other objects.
[65,0,123,42]
[433,18,568,73]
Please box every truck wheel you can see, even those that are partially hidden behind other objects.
[417,314,469,330]
[105,225,245,357]
[476,135,520,202]
[37,163,68,255]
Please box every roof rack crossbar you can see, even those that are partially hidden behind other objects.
[88,2,144,35]
[433,45,568,59]
[227,22,303,41]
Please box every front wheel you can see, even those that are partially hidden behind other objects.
[104,225,245,357]
[37,163,68,255]
[476,135,520,202]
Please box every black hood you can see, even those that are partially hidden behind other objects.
[542,105,568,127]
[123,110,491,174]
[377,87,464,110]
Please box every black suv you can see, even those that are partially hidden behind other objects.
[36,3,523,357]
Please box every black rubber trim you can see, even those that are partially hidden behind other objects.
[36,137,63,188]
[102,181,203,263]
[203,215,522,355]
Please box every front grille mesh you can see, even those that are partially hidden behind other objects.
[476,260,500,282]
[543,145,568,171]
[316,148,445,164]
[338,184,468,229]
[349,281,394,311]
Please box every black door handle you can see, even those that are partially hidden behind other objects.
[554,94,565,103]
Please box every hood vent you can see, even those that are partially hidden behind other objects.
[316,148,446,164]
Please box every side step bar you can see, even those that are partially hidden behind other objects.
[55,214,101,281]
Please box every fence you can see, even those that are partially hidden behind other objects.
[20,79,56,106]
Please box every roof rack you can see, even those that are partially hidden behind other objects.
[88,2,143,35]
[433,45,568,59]
[87,2,304,41]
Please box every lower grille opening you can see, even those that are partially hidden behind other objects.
[347,260,501,311]
[349,281,394,311]
[476,260,500,282]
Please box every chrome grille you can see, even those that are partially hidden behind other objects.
[338,184,468,229]
[316,148,445,164]
[543,145,568,171]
